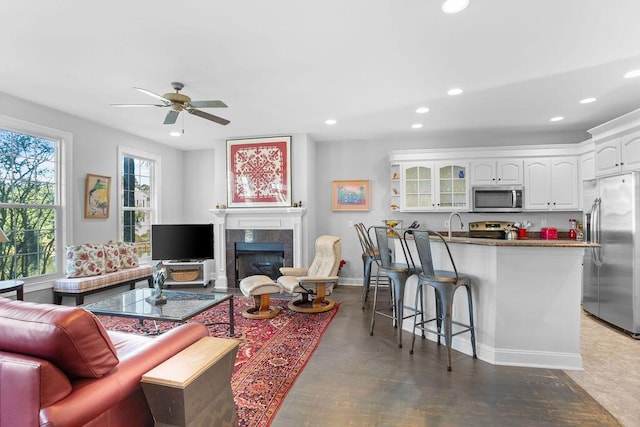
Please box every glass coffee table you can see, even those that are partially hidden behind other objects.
[82,288,234,336]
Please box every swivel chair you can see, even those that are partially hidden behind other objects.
[278,235,341,313]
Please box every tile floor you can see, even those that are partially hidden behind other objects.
[565,312,640,427]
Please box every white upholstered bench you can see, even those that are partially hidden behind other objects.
[53,265,153,305]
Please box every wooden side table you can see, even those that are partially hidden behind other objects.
[141,336,240,427]
[0,280,24,300]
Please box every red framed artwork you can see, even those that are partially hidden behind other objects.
[227,136,292,207]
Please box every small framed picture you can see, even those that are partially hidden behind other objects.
[332,180,371,211]
[84,174,111,219]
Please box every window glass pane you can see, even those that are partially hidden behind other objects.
[122,154,154,259]
[0,208,57,280]
[0,128,58,280]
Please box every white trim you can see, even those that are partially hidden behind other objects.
[389,142,588,163]
[0,114,73,287]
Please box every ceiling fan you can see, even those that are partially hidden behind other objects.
[112,82,230,126]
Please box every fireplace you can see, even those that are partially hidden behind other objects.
[210,207,306,288]
[235,242,285,286]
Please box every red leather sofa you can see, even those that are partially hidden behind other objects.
[0,297,210,426]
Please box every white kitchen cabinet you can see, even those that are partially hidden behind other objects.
[399,161,469,211]
[579,152,595,210]
[470,159,523,185]
[594,130,640,176]
[524,157,578,210]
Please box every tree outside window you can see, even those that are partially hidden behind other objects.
[0,129,58,280]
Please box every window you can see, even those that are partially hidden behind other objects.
[0,116,70,282]
[119,147,159,260]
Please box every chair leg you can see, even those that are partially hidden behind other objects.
[370,272,381,336]
[440,286,456,372]
[465,284,477,359]
[391,275,404,349]
[362,258,373,310]
[410,284,424,355]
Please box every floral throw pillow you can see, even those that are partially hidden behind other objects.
[110,241,139,269]
[103,243,121,272]
[66,244,105,278]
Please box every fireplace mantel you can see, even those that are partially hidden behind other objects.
[209,207,306,288]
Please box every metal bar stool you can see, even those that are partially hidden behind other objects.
[409,229,477,371]
[354,223,380,309]
[370,226,422,348]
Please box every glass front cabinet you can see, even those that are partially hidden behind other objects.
[399,162,469,211]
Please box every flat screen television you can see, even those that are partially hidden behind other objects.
[151,224,214,261]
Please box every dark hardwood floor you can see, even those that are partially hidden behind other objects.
[271,285,620,427]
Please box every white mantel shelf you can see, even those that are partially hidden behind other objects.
[209,207,307,288]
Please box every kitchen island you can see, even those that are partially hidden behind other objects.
[397,236,595,370]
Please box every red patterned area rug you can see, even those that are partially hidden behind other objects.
[96,296,339,427]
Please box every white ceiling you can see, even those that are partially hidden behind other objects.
[2,0,640,150]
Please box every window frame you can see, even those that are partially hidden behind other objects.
[117,146,160,262]
[0,114,72,289]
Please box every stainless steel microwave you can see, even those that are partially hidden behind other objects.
[472,186,524,212]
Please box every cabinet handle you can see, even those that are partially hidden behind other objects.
[621,162,624,166]
[615,163,619,166]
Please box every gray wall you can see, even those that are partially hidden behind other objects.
[0,90,586,292]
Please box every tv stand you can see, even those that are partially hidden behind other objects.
[163,260,212,287]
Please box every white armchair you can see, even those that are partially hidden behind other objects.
[278,235,341,313]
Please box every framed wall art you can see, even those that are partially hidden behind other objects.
[227,136,292,207]
[332,180,371,211]
[84,174,111,219]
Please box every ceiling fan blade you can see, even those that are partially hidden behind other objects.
[187,108,230,125]
[188,100,228,108]
[164,110,180,125]
[134,87,170,105]
[111,103,167,108]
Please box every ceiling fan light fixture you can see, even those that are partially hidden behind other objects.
[442,0,469,14]
[624,69,640,79]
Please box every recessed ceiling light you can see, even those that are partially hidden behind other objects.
[411,123,423,129]
[447,88,463,96]
[442,0,469,14]
[579,97,597,104]
[624,69,640,79]
[325,119,337,125]
[416,107,430,114]
[169,131,181,137]
[550,116,564,122]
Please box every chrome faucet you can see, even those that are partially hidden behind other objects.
[448,212,463,239]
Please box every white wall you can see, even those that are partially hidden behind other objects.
[0,92,185,245]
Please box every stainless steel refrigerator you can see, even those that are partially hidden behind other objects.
[583,172,640,337]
